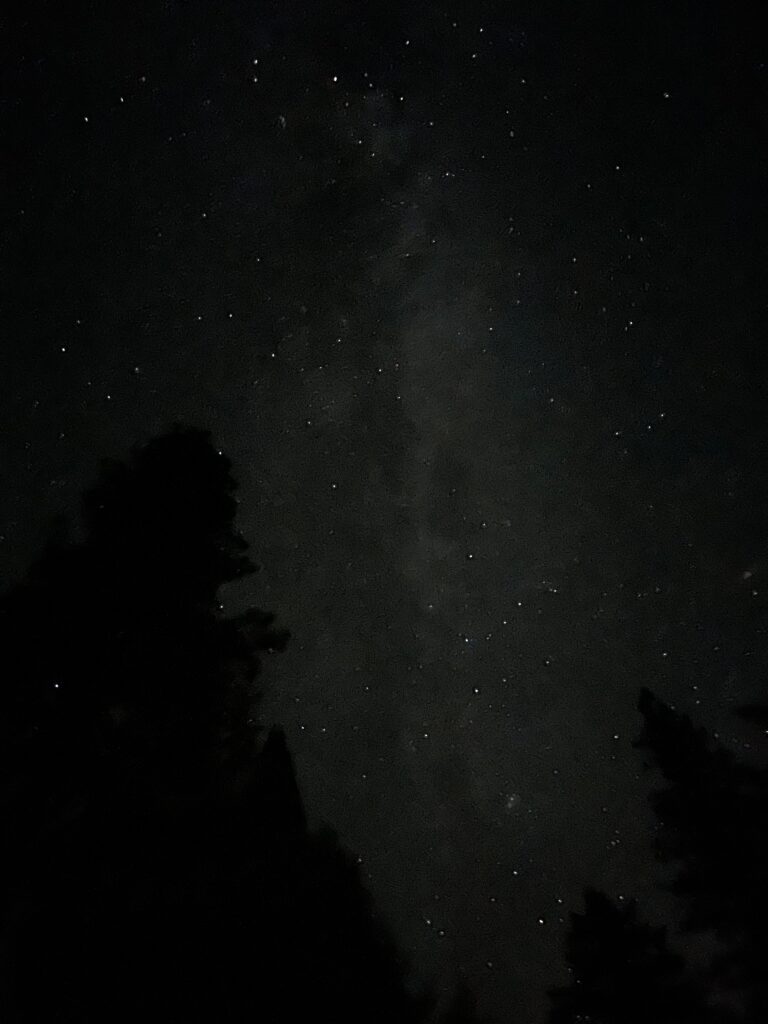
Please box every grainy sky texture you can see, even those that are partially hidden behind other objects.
[2,2,766,1019]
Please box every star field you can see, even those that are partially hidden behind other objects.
[2,2,766,1019]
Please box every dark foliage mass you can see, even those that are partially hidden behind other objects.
[547,888,713,1024]
[633,689,768,1023]
[548,691,768,1024]
[0,427,434,1023]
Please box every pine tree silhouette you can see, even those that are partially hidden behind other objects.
[0,426,434,1023]
[547,887,713,1024]
[635,687,768,1024]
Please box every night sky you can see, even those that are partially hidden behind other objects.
[2,2,767,1020]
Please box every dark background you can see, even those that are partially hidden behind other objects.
[2,2,766,1019]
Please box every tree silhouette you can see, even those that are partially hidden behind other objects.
[547,887,713,1024]
[634,687,768,1023]
[0,426,434,1023]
